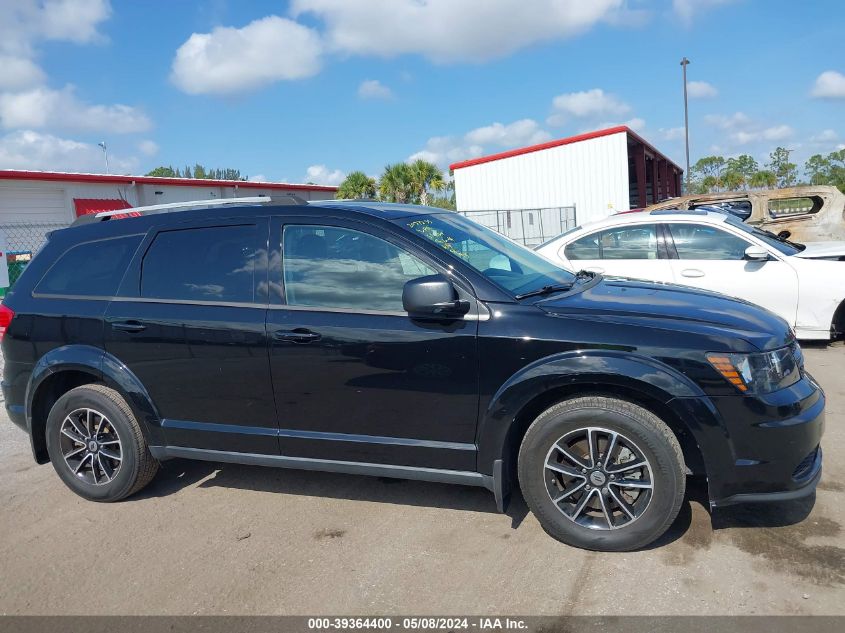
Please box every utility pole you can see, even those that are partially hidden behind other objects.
[681,57,690,194]
[680,57,691,193]
[98,141,109,174]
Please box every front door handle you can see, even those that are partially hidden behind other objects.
[110,320,146,333]
[273,329,321,344]
[680,268,705,278]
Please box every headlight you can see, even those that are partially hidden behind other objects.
[707,346,800,394]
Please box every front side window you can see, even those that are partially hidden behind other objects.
[398,214,574,296]
[141,225,258,302]
[282,225,436,312]
[35,235,141,297]
[565,224,657,260]
[668,224,751,260]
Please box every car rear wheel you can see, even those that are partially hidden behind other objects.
[45,384,159,501]
[518,396,685,551]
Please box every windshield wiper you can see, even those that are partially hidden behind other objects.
[514,284,574,300]
[514,270,597,300]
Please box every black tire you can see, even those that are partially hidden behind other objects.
[45,384,159,501]
[518,396,685,551]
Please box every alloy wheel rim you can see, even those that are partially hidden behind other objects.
[544,426,654,530]
[59,408,123,486]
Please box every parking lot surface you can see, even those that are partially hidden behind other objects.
[0,344,842,616]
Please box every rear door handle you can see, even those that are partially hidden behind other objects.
[680,269,705,278]
[273,329,321,344]
[111,320,146,333]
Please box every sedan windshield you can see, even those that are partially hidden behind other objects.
[399,214,575,296]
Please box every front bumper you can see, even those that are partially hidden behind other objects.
[676,372,825,507]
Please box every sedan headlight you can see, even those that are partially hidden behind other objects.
[707,346,800,394]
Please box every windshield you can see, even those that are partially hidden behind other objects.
[399,214,575,296]
[724,215,804,255]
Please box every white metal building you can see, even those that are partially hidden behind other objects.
[450,125,683,244]
[0,170,338,254]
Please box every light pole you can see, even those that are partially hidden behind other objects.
[98,141,109,174]
[680,57,691,193]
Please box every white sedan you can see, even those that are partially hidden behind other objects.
[535,210,845,340]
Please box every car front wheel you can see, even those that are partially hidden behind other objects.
[518,396,686,551]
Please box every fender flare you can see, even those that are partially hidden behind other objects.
[26,345,163,456]
[476,349,722,478]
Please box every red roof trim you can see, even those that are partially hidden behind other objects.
[449,126,628,170]
[0,170,338,192]
[448,125,683,173]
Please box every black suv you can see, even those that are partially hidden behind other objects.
[0,200,824,551]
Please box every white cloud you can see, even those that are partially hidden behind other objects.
[0,56,46,90]
[811,70,845,99]
[810,129,838,143]
[305,164,346,186]
[464,119,550,147]
[357,79,394,100]
[170,16,323,95]
[659,126,686,141]
[547,88,630,126]
[0,1,111,87]
[291,0,625,63]
[0,129,137,173]
[409,118,553,169]
[0,85,151,133]
[593,117,646,132]
[704,112,794,147]
[0,2,153,137]
[248,174,268,183]
[672,0,736,24]
[687,80,718,99]
[137,139,159,156]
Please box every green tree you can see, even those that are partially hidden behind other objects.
[723,154,759,190]
[183,165,192,178]
[805,154,831,185]
[145,166,178,177]
[749,170,777,189]
[378,163,413,203]
[408,159,445,205]
[766,147,797,188]
[193,163,207,179]
[337,171,377,199]
[690,156,726,192]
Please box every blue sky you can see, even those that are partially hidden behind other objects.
[0,0,843,185]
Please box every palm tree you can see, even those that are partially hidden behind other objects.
[336,171,376,199]
[408,159,445,205]
[749,170,777,189]
[378,163,413,203]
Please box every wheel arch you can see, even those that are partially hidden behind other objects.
[477,351,714,502]
[832,299,845,338]
[26,345,162,464]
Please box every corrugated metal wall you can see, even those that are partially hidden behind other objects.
[0,179,336,224]
[453,131,631,225]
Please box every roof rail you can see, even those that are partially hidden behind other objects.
[70,195,279,227]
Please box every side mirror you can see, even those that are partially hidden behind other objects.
[402,275,470,318]
[744,245,769,261]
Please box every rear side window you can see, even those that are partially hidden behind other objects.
[141,225,258,303]
[35,235,141,297]
[768,196,823,218]
[565,224,658,260]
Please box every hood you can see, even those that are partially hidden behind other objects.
[536,278,792,351]
[793,241,845,259]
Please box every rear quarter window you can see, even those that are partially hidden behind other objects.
[34,235,142,297]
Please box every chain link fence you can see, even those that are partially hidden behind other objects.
[1,222,68,290]
[460,206,576,248]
